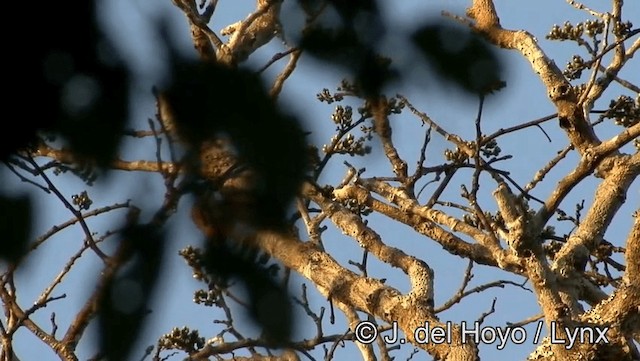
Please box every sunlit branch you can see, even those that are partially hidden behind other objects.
[270,49,302,98]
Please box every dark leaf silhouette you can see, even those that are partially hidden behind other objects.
[164,60,307,344]
[297,0,395,96]
[4,2,128,166]
[164,61,310,230]
[98,224,164,361]
[202,240,292,345]
[0,194,31,263]
[412,22,505,95]
[327,0,379,23]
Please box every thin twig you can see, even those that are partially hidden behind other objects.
[483,114,557,147]
[3,160,50,193]
[424,167,456,207]
[525,145,574,192]
[476,298,497,326]
[400,95,475,157]
[37,232,115,305]
[596,64,640,93]
[469,95,495,239]
[25,156,108,262]
[506,313,544,328]
[258,47,299,74]
[31,202,130,252]
[408,126,433,192]
[566,0,605,18]
[314,116,367,179]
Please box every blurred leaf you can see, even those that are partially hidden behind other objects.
[300,27,362,65]
[202,241,292,345]
[98,224,164,361]
[0,195,31,263]
[412,22,505,95]
[3,1,129,167]
[164,61,310,230]
[300,29,396,96]
[163,60,304,342]
[297,0,394,96]
[327,0,379,23]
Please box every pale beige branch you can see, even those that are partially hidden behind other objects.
[535,121,640,228]
[213,350,300,361]
[252,227,479,361]
[528,150,639,359]
[627,37,639,58]
[0,287,77,360]
[270,49,302,98]
[33,144,178,175]
[522,255,574,360]
[336,305,376,361]
[465,0,600,153]
[221,0,283,65]
[307,183,435,307]
[624,207,640,286]
[358,178,513,262]
[553,152,640,278]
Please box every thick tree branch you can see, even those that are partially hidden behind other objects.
[356,178,519,268]
[535,122,639,227]
[252,226,480,361]
[465,0,600,153]
[33,143,178,175]
[625,208,640,286]
[553,152,640,279]
[307,183,435,308]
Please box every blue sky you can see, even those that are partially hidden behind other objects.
[6,0,639,360]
